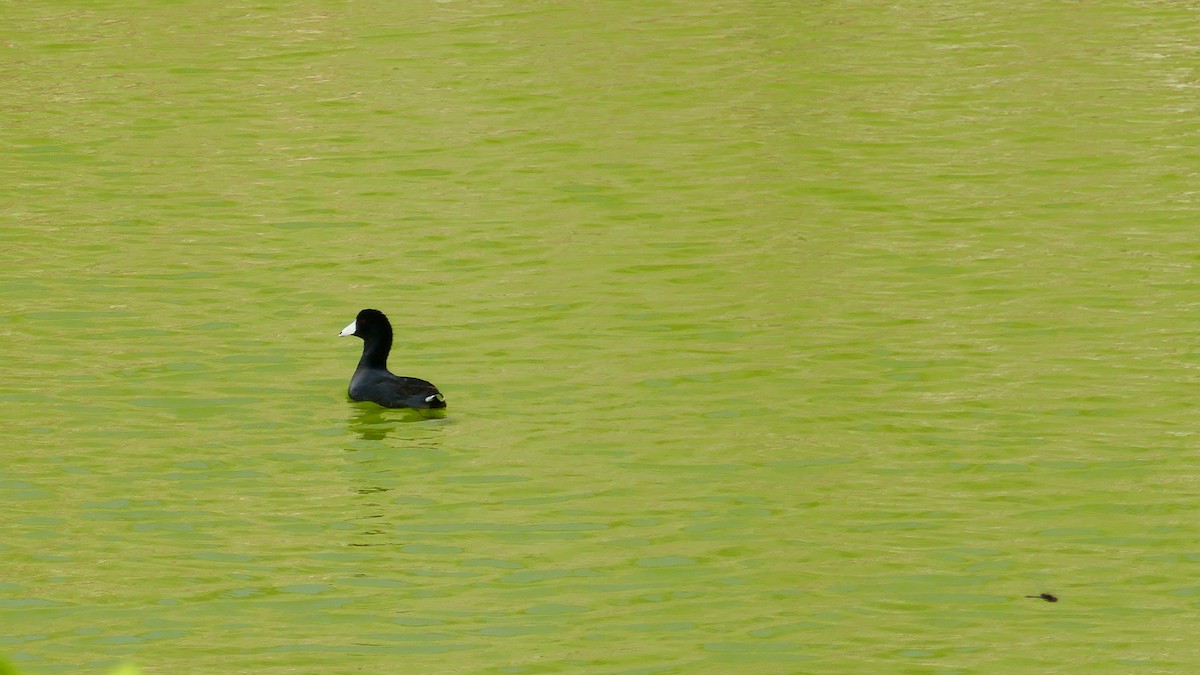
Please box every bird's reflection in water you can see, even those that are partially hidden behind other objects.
[343,407,448,548]
[348,404,447,441]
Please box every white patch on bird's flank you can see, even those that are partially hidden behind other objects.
[338,320,356,337]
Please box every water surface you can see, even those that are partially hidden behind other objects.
[4,1,1200,672]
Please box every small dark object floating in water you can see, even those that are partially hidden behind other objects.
[339,308,446,410]
[1025,593,1058,602]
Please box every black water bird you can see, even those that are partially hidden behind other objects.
[1025,593,1058,603]
[338,309,446,409]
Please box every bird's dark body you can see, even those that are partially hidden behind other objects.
[348,370,446,409]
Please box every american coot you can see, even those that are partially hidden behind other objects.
[338,309,446,409]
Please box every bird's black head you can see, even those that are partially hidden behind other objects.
[339,308,391,339]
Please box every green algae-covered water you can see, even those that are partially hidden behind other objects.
[5,1,1200,672]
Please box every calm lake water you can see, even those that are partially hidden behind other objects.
[5,1,1200,672]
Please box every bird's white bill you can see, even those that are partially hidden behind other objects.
[338,320,356,337]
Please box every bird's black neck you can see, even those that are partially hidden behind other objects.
[358,328,392,371]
